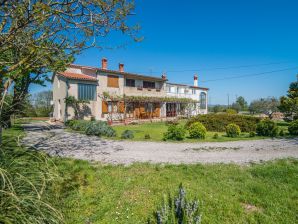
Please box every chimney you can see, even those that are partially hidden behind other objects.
[194,74,198,87]
[161,73,167,80]
[101,58,107,70]
[119,63,124,72]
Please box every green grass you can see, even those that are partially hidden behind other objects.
[110,121,266,142]
[1,126,62,224]
[54,158,298,224]
[2,125,297,224]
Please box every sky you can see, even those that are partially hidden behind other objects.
[30,0,298,105]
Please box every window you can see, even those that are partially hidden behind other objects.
[126,79,135,87]
[107,75,119,88]
[78,84,96,101]
[166,85,171,93]
[192,89,196,95]
[200,92,207,109]
[143,81,155,89]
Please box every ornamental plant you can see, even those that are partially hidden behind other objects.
[226,123,241,137]
[148,184,201,224]
[188,122,207,139]
[163,125,186,141]
[121,130,134,139]
[288,119,298,135]
[256,119,279,137]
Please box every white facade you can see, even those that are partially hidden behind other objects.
[166,83,208,115]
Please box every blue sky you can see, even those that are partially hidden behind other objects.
[30,0,298,104]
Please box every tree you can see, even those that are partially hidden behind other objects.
[236,96,248,111]
[249,97,280,119]
[278,80,298,121]
[31,90,53,117]
[0,0,139,143]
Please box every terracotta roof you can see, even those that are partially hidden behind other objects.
[57,71,97,81]
[69,64,167,81]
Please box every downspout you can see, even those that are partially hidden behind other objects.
[64,79,69,122]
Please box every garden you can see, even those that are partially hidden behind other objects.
[65,113,298,142]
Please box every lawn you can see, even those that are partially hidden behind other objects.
[2,125,297,224]
[111,121,266,142]
[55,158,298,224]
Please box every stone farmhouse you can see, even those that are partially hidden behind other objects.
[52,58,209,122]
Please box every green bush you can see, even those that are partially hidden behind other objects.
[165,120,179,126]
[85,121,116,137]
[225,108,237,114]
[186,114,260,132]
[144,134,151,139]
[249,131,256,137]
[226,123,241,137]
[67,120,116,137]
[121,130,134,139]
[148,184,201,224]
[256,119,279,137]
[279,130,285,136]
[213,133,219,139]
[163,125,186,141]
[288,119,298,135]
[188,122,207,139]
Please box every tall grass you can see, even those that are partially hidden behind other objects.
[0,126,62,224]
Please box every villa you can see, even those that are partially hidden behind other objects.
[52,58,209,122]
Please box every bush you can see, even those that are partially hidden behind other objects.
[163,125,186,141]
[226,123,241,137]
[279,130,285,136]
[213,133,219,139]
[249,131,256,137]
[67,120,116,137]
[225,108,237,114]
[186,114,260,132]
[256,119,279,137]
[85,121,116,137]
[288,119,298,135]
[144,134,151,139]
[121,130,134,139]
[188,122,207,139]
[148,184,201,224]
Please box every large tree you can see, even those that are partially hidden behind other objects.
[0,0,139,143]
[278,80,298,121]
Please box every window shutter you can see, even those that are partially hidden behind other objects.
[118,101,125,113]
[107,75,119,88]
[102,101,108,113]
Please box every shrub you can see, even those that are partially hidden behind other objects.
[85,121,116,137]
[186,114,260,132]
[121,130,134,139]
[213,133,219,139]
[288,119,298,135]
[226,123,241,137]
[188,122,207,139]
[144,134,151,139]
[279,130,285,136]
[70,120,90,131]
[163,125,186,141]
[225,108,237,114]
[256,119,279,137]
[249,131,256,137]
[148,184,201,224]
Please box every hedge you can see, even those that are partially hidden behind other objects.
[186,114,261,132]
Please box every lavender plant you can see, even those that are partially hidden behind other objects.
[149,184,202,224]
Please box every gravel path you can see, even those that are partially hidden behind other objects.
[22,122,298,165]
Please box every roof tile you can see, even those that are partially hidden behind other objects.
[57,72,97,81]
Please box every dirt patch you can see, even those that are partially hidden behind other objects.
[241,203,263,213]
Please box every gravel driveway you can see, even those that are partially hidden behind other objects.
[21,122,298,165]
